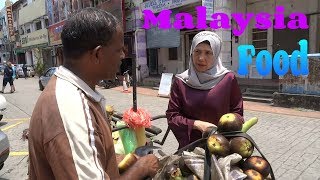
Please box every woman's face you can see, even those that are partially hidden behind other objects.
[192,42,214,72]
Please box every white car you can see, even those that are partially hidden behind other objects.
[0,94,9,170]
[0,95,6,121]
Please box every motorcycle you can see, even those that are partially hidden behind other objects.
[98,75,121,89]
[98,70,132,89]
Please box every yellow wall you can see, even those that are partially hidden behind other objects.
[19,0,46,25]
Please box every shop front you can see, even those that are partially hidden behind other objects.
[19,28,49,66]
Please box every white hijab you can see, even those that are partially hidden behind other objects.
[176,31,230,90]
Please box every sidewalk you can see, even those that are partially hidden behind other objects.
[111,86,320,119]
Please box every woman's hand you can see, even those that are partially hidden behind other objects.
[193,120,216,132]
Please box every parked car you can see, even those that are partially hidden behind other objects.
[39,67,57,91]
[0,130,9,170]
[16,64,35,78]
[27,65,35,77]
[15,64,24,77]
[0,94,9,170]
[0,94,7,121]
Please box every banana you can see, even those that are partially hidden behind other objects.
[118,153,137,173]
[241,117,258,133]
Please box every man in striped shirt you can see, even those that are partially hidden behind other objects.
[28,8,159,180]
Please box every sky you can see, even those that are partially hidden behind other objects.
[0,0,18,10]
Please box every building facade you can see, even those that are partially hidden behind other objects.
[0,0,15,63]
[16,0,50,67]
[46,0,124,67]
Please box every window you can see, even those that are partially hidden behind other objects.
[252,29,268,54]
[13,12,17,22]
[35,21,42,30]
[169,48,178,60]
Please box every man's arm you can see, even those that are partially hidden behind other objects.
[44,132,109,179]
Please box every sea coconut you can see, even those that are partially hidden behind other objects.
[230,137,254,158]
[217,113,243,132]
[207,134,230,157]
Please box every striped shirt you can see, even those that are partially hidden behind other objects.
[28,66,119,180]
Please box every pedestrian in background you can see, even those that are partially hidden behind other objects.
[1,61,15,93]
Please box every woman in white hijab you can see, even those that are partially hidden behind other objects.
[166,31,244,149]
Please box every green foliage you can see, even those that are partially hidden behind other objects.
[34,61,45,76]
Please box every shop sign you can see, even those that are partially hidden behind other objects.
[48,20,65,45]
[20,29,48,47]
[6,6,14,37]
[202,0,213,21]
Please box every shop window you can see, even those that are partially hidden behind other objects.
[35,21,42,30]
[169,48,178,60]
[252,28,268,54]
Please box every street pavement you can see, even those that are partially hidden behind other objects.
[0,77,320,179]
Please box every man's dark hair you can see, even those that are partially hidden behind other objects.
[61,8,120,60]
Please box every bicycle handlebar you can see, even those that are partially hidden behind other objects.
[111,114,166,134]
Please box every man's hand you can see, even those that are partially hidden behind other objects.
[119,154,159,180]
[135,154,159,177]
[193,120,216,132]
[116,154,125,165]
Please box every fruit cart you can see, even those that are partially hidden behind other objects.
[153,115,276,180]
